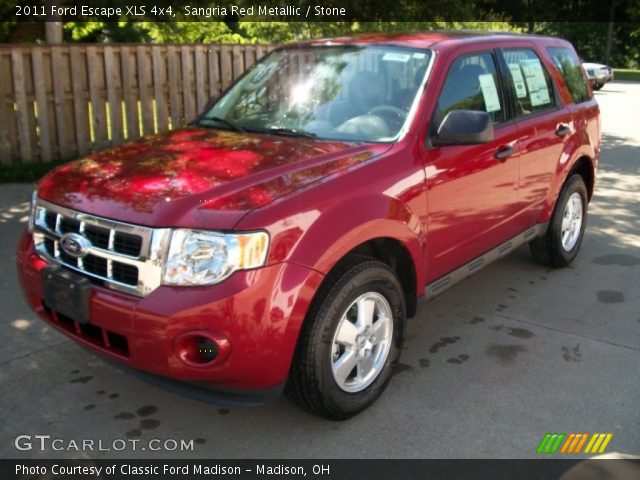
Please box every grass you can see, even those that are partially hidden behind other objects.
[0,160,68,183]
[614,69,640,81]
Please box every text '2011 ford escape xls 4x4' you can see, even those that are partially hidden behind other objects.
[17,32,599,419]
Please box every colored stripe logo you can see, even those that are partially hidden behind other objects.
[537,433,613,454]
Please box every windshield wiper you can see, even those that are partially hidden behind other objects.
[262,126,318,139]
[197,116,246,133]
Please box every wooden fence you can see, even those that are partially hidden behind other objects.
[0,43,275,164]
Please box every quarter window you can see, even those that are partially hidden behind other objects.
[547,47,591,103]
[435,52,505,125]
[503,49,556,116]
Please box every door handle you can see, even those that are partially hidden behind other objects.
[495,145,514,161]
[556,124,571,137]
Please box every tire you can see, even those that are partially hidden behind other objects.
[529,174,588,268]
[286,256,405,420]
[593,83,603,91]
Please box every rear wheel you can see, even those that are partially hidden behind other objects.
[530,174,588,268]
[286,257,405,420]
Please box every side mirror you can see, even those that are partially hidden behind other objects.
[431,110,494,146]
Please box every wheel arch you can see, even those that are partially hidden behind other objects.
[568,155,595,201]
[335,237,420,318]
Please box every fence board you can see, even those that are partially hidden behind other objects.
[103,46,123,144]
[0,43,273,163]
[11,49,32,162]
[207,48,221,99]
[0,52,16,163]
[181,46,196,122]
[194,45,206,112]
[166,45,182,128]
[31,48,52,162]
[232,45,243,81]
[137,46,154,136]
[151,46,167,133]
[87,45,108,148]
[50,48,66,159]
[220,46,233,91]
[120,46,139,140]
[70,48,90,156]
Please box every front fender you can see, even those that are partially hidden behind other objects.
[267,192,426,294]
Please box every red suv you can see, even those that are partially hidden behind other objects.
[17,32,600,419]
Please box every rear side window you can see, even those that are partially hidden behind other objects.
[547,47,591,103]
[503,48,556,116]
[435,52,505,125]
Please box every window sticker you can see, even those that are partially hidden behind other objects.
[478,73,501,112]
[508,63,528,98]
[382,52,411,63]
[521,59,551,107]
[412,52,427,59]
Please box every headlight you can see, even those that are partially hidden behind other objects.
[27,190,38,233]
[162,229,269,286]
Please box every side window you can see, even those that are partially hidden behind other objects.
[435,52,505,125]
[547,47,591,103]
[503,48,556,116]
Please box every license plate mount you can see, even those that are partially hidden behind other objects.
[42,265,92,324]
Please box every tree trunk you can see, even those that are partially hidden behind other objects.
[605,1,616,65]
[44,0,63,43]
[45,23,63,43]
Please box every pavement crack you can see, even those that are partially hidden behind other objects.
[0,339,69,366]
[492,312,640,353]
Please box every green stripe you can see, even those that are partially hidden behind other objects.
[537,433,566,454]
[537,433,553,453]
[549,433,566,453]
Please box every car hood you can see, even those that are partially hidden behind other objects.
[582,62,609,70]
[38,127,388,229]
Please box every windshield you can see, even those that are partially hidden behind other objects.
[200,45,432,142]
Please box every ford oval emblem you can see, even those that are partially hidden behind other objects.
[59,233,91,258]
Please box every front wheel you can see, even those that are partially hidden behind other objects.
[286,257,405,420]
[530,174,588,268]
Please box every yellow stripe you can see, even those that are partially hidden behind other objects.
[598,434,613,453]
[561,434,575,453]
[590,434,606,453]
[574,433,589,454]
[584,434,599,453]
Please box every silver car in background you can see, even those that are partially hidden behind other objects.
[582,62,614,90]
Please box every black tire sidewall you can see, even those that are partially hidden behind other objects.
[552,175,588,264]
[312,264,405,418]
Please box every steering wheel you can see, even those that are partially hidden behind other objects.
[368,105,407,129]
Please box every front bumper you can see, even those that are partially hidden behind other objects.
[16,231,324,398]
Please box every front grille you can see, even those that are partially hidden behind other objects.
[113,231,143,257]
[32,198,170,297]
[84,224,110,249]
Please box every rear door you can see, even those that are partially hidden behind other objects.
[423,49,522,281]
[547,46,600,168]
[498,46,573,226]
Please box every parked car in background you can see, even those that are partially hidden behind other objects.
[582,62,614,90]
[17,32,600,419]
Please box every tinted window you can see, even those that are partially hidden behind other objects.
[547,47,590,103]
[503,49,556,116]
[435,52,505,125]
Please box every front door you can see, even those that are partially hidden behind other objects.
[423,50,522,282]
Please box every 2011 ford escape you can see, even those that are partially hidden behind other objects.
[17,32,600,419]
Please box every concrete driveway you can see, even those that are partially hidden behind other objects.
[1,82,639,459]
